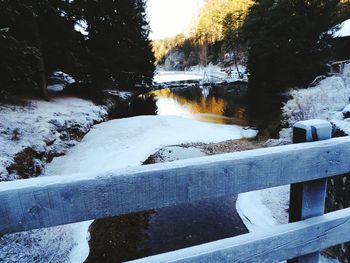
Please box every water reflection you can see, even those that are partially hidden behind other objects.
[147,85,251,126]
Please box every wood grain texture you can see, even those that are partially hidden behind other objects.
[129,208,350,263]
[1,137,350,235]
[289,120,332,263]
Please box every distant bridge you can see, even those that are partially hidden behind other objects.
[0,120,349,263]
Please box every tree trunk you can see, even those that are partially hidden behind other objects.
[32,13,49,100]
[234,47,242,79]
[200,43,208,67]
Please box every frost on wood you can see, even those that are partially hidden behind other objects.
[130,208,350,263]
[0,225,75,263]
[1,136,350,234]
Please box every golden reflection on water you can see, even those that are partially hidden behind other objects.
[148,88,249,126]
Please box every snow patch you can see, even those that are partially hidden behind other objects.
[47,84,65,92]
[154,71,204,83]
[154,63,247,84]
[334,18,350,38]
[105,90,133,100]
[189,63,248,82]
[46,115,257,176]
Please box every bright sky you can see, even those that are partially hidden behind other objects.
[147,0,204,40]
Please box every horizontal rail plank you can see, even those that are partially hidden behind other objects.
[129,208,350,263]
[1,137,350,234]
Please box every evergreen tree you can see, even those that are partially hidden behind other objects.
[1,0,154,98]
[76,0,155,90]
[152,0,254,67]
[242,0,344,93]
[0,0,84,98]
[0,28,40,97]
[38,0,87,81]
[0,1,46,98]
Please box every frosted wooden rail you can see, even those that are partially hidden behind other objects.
[130,208,350,263]
[1,136,350,262]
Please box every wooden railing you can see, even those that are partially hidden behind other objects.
[1,121,350,262]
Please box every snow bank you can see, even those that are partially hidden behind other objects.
[0,97,107,181]
[276,64,350,142]
[154,71,204,83]
[334,18,350,38]
[154,63,247,84]
[190,63,246,77]
[190,63,248,82]
[283,76,348,126]
[46,115,257,176]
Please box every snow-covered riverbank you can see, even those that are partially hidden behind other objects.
[282,66,350,137]
[0,97,108,181]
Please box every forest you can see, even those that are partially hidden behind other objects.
[0,0,155,100]
[1,0,350,98]
[154,0,350,93]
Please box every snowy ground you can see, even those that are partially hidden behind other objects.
[153,71,204,83]
[334,18,350,38]
[154,63,247,84]
[189,63,247,82]
[0,115,256,262]
[0,97,108,181]
[236,64,350,263]
[0,96,109,262]
[46,116,256,176]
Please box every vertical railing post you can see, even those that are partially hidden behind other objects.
[288,119,332,263]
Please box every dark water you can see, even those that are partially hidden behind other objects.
[87,198,246,263]
[86,83,284,263]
